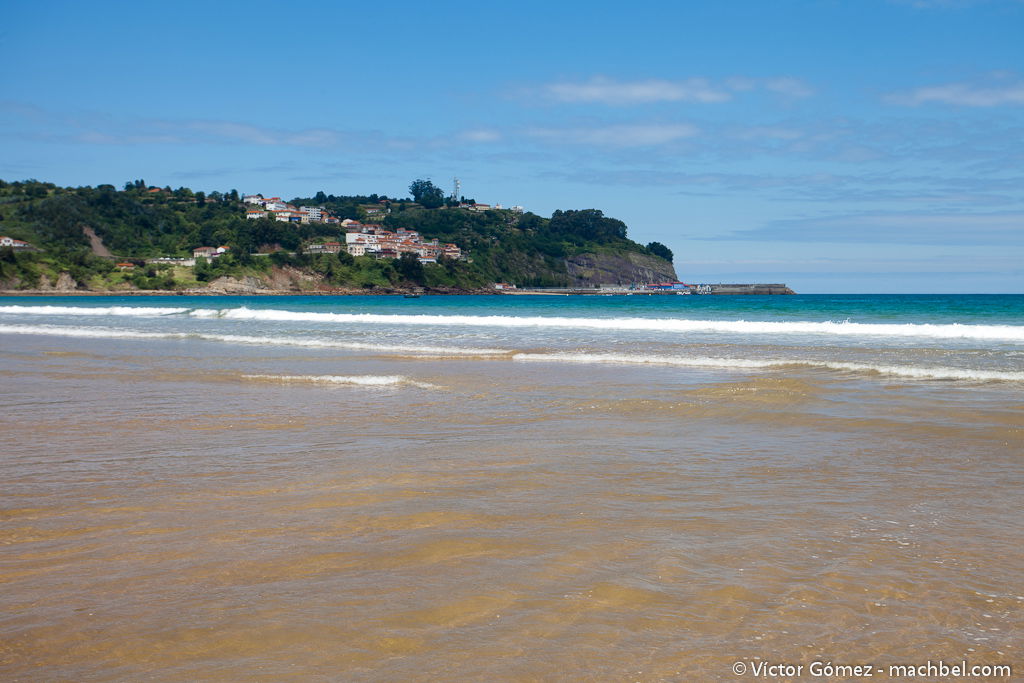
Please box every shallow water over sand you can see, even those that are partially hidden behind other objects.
[2,297,1022,680]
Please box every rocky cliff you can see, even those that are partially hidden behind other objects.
[565,252,677,286]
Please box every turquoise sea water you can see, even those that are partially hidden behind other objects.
[3,293,1023,323]
[1,293,1023,381]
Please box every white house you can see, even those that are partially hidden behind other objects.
[299,206,323,221]
[264,199,291,212]
[0,236,32,250]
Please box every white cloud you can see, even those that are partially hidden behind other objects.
[730,125,804,141]
[526,123,699,147]
[544,76,730,105]
[888,0,1006,8]
[887,79,1024,107]
[458,128,503,143]
[727,211,1024,245]
[764,78,815,98]
[180,121,344,146]
[539,76,813,106]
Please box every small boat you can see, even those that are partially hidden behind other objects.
[404,293,420,298]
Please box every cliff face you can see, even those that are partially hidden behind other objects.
[564,251,677,286]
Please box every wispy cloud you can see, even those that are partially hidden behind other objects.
[543,77,730,105]
[548,166,1024,208]
[179,120,345,147]
[763,78,816,98]
[0,102,409,151]
[713,211,1024,245]
[457,128,503,143]
[526,123,699,147]
[728,125,804,141]
[726,77,815,98]
[888,0,1018,8]
[886,75,1024,106]
[538,75,813,106]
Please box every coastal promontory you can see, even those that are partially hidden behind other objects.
[0,179,684,294]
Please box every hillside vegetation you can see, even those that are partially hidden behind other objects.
[0,179,676,292]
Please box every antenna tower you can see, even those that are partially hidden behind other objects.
[452,177,461,202]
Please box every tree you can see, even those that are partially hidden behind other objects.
[193,256,211,281]
[547,209,627,242]
[646,241,673,263]
[314,191,327,203]
[395,252,425,282]
[408,179,445,209]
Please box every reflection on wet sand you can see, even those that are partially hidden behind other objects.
[1,338,1021,680]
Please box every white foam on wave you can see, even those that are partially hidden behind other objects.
[3,323,1018,383]
[0,324,509,355]
[512,352,1024,382]
[209,307,1024,342]
[3,304,1021,342]
[0,323,172,341]
[242,374,437,388]
[0,305,191,317]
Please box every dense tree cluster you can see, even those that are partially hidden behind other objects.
[646,241,673,263]
[408,179,446,209]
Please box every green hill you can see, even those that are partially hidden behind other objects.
[0,179,676,292]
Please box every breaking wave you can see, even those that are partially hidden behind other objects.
[512,352,1024,382]
[0,305,191,317]
[208,308,1024,341]
[242,374,437,388]
[0,324,510,356]
[3,323,1020,382]
[2,305,1022,342]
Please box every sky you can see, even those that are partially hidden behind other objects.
[2,0,1022,293]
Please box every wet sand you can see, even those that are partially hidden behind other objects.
[1,335,1021,681]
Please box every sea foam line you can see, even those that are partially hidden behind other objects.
[2,304,1022,341]
[0,305,191,317]
[3,323,1019,383]
[0,324,510,356]
[210,308,1023,341]
[512,352,1024,382]
[243,374,437,388]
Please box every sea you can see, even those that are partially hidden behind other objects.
[1,293,1021,681]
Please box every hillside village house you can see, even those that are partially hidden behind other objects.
[230,194,466,264]
[243,194,340,225]
[193,246,229,259]
[304,241,343,254]
[1,236,34,250]
[343,226,461,263]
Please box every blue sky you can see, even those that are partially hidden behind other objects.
[2,0,1022,292]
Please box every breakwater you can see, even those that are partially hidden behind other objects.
[511,283,796,295]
